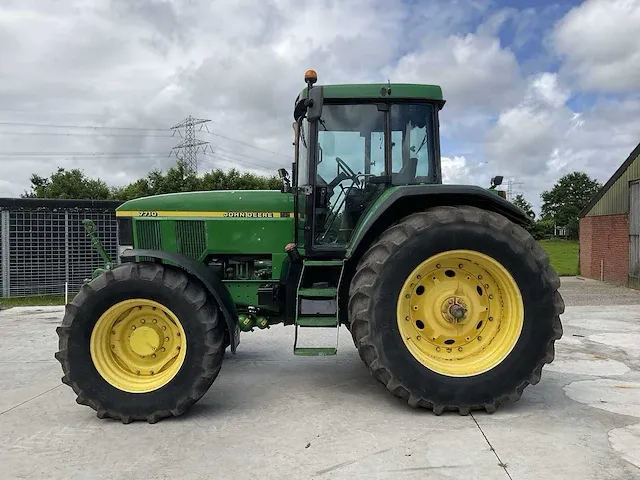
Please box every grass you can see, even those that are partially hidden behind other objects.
[0,295,66,309]
[538,239,579,276]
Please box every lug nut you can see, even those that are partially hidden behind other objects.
[162,326,167,331]
[417,335,421,341]
[489,316,493,321]
[161,347,166,352]
[152,354,156,358]
[458,264,463,268]
[436,347,441,352]
[165,337,169,342]
[436,264,441,268]
[478,336,483,341]
[131,325,136,330]
[446,348,452,353]
[417,275,422,279]
[176,332,180,337]
[153,319,157,324]
[489,294,494,299]
[478,275,482,280]
[458,347,463,352]
[141,319,146,324]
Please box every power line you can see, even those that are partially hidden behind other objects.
[0,120,291,159]
[203,130,290,159]
[202,152,282,172]
[0,121,169,132]
[0,152,169,157]
[0,131,176,138]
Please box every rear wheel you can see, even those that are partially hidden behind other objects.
[56,262,225,423]
[348,206,564,414]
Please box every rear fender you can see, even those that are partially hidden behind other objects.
[346,184,532,261]
[120,249,240,353]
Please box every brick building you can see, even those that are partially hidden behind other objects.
[579,142,640,287]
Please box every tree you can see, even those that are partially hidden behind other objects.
[541,171,602,239]
[512,194,535,219]
[23,168,111,200]
[25,162,282,202]
[110,162,281,201]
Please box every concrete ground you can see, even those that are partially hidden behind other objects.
[1,277,640,480]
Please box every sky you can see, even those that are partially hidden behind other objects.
[1,0,639,213]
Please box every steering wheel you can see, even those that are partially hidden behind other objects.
[335,156,360,186]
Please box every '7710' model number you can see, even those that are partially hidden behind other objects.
[138,211,158,217]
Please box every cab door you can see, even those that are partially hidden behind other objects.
[293,118,311,248]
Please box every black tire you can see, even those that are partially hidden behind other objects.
[348,205,564,414]
[55,262,225,424]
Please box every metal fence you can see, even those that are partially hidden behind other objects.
[0,198,122,298]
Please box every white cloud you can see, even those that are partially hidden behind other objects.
[485,70,640,213]
[441,156,471,184]
[553,0,640,92]
[0,0,637,223]
[387,31,523,114]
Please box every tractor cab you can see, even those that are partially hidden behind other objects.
[288,70,445,255]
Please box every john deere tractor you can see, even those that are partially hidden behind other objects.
[56,71,564,423]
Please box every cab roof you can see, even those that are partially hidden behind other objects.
[296,83,444,103]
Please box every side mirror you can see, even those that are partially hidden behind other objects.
[490,175,504,188]
[306,86,323,121]
[278,168,291,193]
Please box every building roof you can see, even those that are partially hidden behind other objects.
[579,141,640,217]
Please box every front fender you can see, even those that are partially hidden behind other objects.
[120,249,240,353]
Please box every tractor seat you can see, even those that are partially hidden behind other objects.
[392,157,418,184]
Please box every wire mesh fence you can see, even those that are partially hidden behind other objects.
[0,198,122,298]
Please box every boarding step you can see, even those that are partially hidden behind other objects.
[294,347,337,356]
[302,260,344,267]
[297,287,337,298]
[295,316,339,327]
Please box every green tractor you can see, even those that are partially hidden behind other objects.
[56,70,564,423]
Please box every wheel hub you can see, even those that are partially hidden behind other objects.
[129,326,161,357]
[90,299,187,393]
[396,249,524,377]
[442,297,467,323]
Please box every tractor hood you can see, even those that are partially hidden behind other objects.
[115,190,294,217]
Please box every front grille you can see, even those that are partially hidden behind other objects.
[136,220,162,250]
[176,220,206,259]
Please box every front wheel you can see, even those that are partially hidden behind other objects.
[348,206,564,414]
[55,262,226,423]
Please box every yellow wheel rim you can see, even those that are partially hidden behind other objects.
[90,299,187,393]
[396,249,524,377]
